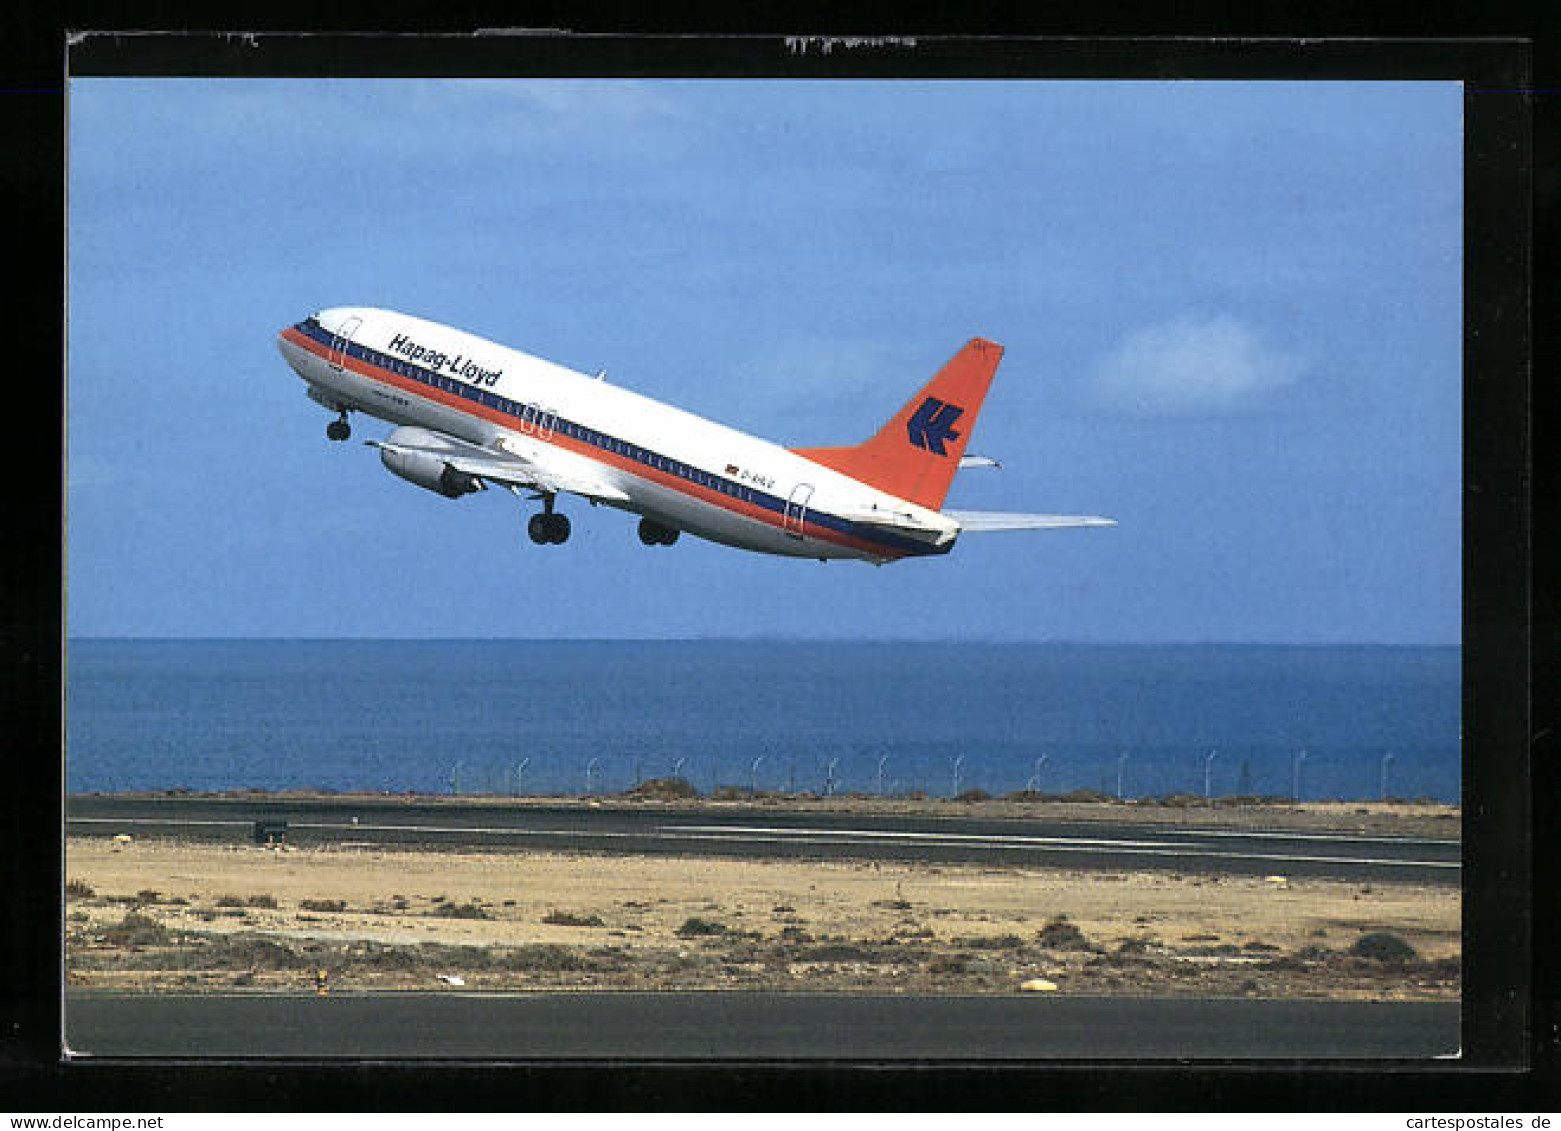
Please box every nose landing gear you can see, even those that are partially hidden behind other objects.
[326,411,351,442]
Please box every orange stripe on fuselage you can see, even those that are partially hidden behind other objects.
[283,328,913,560]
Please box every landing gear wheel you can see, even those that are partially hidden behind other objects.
[638,518,680,546]
[326,417,351,442]
[528,512,571,545]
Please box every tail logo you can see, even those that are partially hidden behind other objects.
[906,397,964,456]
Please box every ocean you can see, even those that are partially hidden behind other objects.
[63,639,1461,803]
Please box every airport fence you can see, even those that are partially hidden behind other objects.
[436,746,1456,805]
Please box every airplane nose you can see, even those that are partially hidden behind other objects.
[275,323,309,371]
[277,315,314,351]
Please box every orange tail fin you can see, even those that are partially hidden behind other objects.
[791,338,1004,510]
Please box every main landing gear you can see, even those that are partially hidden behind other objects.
[326,410,351,442]
[637,518,680,546]
[526,495,571,545]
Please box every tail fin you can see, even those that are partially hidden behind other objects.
[791,338,1004,510]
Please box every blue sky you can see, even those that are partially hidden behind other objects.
[66,79,1462,643]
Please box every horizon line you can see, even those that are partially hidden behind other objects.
[63,634,1463,649]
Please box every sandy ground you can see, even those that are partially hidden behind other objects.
[65,833,1460,1000]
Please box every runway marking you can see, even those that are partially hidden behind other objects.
[65,815,1459,848]
[65,817,1459,871]
[663,824,1179,849]
[66,816,646,839]
[657,826,1460,870]
[69,817,252,828]
[289,822,644,839]
[1167,827,1460,847]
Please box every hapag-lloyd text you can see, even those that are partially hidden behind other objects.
[387,333,503,387]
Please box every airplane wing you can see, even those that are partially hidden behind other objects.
[945,510,1117,532]
[368,430,631,505]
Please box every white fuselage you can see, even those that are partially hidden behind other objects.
[277,307,957,562]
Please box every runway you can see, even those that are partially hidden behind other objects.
[65,795,1460,883]
[64,990,1460,1060]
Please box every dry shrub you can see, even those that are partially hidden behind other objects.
[676,917,727,937]
[1350,932,1419,964]
[433,901,489,920]
[1037,916,1093,951]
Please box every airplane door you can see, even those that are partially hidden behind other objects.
[328,316,362,370]
[783,483,813,537]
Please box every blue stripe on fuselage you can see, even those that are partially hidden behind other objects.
[293,318,945,558]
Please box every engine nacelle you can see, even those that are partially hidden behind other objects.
[378,428,485,499]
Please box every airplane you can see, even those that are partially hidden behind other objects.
[275,307,1114,564]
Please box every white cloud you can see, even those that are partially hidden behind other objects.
[1090,313,1302,414]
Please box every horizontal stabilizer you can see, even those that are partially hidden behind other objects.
[946,510,1116,533]
[958,454,1001,469]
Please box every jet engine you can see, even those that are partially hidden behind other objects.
[378,430,485,499]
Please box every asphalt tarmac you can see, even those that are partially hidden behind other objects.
[63,990,1461,1060]
[66,794,1461,883]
